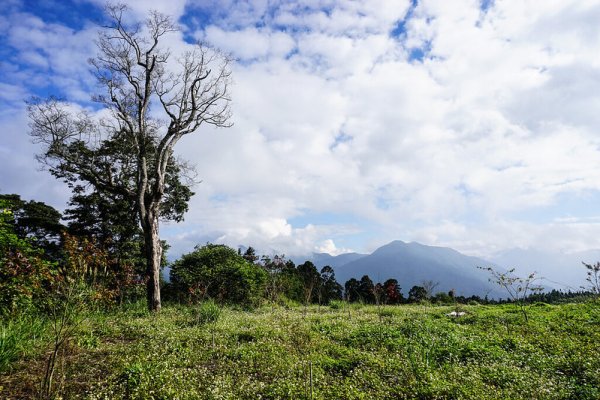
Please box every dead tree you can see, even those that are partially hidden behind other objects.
[28,4,232,312]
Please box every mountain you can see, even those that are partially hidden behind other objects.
[491,248,599,290]
[314,240,505,298]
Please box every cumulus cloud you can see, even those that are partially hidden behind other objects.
[2,0,600,261]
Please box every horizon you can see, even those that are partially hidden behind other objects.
[2,0,600,262]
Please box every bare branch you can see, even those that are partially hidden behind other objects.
[29,4,232,312]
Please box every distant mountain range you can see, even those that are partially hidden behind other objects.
[166,240,597,296]
[300,240,599,298]
[301,240,504,298]
[490,248,598,291]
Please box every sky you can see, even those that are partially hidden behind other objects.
[1,0,600,260]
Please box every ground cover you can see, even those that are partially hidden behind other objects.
[1,301,599,399]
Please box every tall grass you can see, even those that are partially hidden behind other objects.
[0,312,47,372]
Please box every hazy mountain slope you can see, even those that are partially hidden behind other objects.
[332,240,503,298]
[491,248,600,290]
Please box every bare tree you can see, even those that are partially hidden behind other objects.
[28,4,232,312]
[581,261,600,296]
[421,280,439,299]
[479,267,543,323]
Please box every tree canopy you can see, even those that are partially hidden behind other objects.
[170,244,267,306]
[27,4,232,311]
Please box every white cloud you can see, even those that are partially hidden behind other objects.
[315,239,353,256]
[204,26,295,60]
[2,0,600,263]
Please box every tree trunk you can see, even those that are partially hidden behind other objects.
[143,213,162,312]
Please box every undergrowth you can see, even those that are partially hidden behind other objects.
[1,302,599,399]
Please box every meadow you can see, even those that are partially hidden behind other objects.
[1,301,599,399]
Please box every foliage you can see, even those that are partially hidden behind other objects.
[61,232,144,307]
[242,247,259,264]
[382,278,404,304]
[194,299,222,325]
[170,244,267,306]
[0,199,60,315]
[260,254,300,304]
[408,285,428,303]
[344,275,379,304]
[27,4,231,311]
[64,187,145,278]
[358,275,376,304]
[0,194,64,260]
[0,313,48,373]
[297,261,321,305]
[319,266,343,305]
[344,278,361,302]
[2,302,599,399]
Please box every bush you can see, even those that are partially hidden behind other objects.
[329,300,345,310]
[0,202,60,316]
[170,244,267,306]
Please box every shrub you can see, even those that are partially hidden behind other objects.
[170,244,267,306]
[329,300,345,310]
[0,202,60,315]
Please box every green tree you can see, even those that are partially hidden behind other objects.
[0,198,58,314]
[358,275,376,304]
[278,258,304,303]
[297,261,321,305]
[242,247,259,264]
[344,278,360,302]
[0,194,64,260]
[170,244,266,306]
[65,187,143,272]
[28,5,231,312]
[382,278,403,304]
[260,254,292,304]
[408,285,427,303]
[319,266,342,305]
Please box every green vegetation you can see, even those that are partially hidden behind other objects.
[2,4,599,398]
[1,301,599,399]
[170,244,267,307]
[2,190,599,398]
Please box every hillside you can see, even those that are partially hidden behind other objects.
[319,240,504,298]
[491,248,599,290]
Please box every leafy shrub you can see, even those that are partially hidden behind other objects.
[0,202,60,315]
[329,300,345,310]
[170,244,267,306]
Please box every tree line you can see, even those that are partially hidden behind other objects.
[2,191,597,317]
[0,192,473,312]
[15,5,600,313]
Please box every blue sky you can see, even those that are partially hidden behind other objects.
[2,0,600,259]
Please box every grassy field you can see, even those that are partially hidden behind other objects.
[1,301,599,399]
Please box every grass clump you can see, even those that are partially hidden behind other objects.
[193,299,221,326]
[0,313,47,373]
